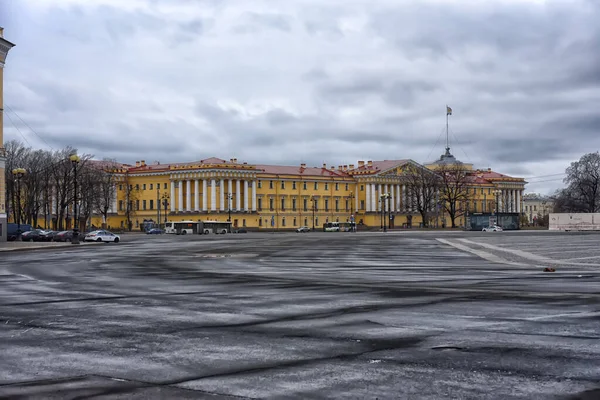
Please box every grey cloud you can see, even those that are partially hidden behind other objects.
[317,76,441,108]
[234,12,292,34]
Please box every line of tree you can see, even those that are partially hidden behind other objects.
[401,162,473,228]
[4,140,123,231]
[553,152,600,213]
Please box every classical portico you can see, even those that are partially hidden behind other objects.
[169,170,257,215]
[0,28,15,241]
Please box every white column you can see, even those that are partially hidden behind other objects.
[517,190,521,213]
[186,180,191,212]
[390,185,395,212]
[211,179,217,212]
[396,185,401,211]
[194,180,199,211]
[251,181,257,212]
[236,179,241,211]
[244,180,250,211]
[219,179,225,211]
[178,181,184,212]
[498,190,503,212]
[402,185,407,211]
[365,184,371,212]
[112,186,118,213]
[513,190,517,213]
[355,186,359,212]
[170,181,176,212]
[202,179,208,212]
[371,184,377,212]
[228,179,233,212]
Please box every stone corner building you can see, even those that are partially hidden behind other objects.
[0,28,15,241]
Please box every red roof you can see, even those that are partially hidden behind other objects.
[349,159,409,174]
[255,165,350,177]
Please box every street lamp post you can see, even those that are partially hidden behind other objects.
[347,193,355,232]
[157,187,160,228]
[311,195,316,231]
[11,168,27,241]
[161,193,169,225]
[69,154,81,244]
[494,189,502,227]
[380,193,390,232]
[227,193,233,222]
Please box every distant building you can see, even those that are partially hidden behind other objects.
[523,193,554,224]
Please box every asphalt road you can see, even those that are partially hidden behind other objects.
[1,231,600,399]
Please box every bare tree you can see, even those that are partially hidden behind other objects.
[558,152,600,213]
[4,140,29,223]
[437,162,470,228]
[78,161,101,231]
[122,170,139,231]
[93,160,119,229]
[402,163,440,227]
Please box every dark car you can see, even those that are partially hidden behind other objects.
[39,230,58,242]
[21,229,46,242]
[146,228,164,234]
[53,230,86,242]
[234,228,248,233]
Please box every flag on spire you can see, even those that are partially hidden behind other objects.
[446,106,452,115]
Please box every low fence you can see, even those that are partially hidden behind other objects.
[549,213,600,231]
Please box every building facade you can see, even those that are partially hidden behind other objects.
[79,153,526,231]
[523,193,554,224]
[0,28,15,241]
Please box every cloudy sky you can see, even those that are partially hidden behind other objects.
[2,0,599,194]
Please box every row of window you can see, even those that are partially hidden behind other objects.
[257,216,344,227]
[261,180,350,191]
[119,183,169,191]
[258,198,357,212]
[119,199,165,211]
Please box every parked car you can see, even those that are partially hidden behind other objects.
[84,230,121,243]
[146,228,164,234]
[296,226,311,233]
[234,228,248,233]
[39,230,58,242]
[482,225,503,232]
[53,230,85,242]
[21,229,47,242]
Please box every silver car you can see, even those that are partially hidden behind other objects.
[84,230,121,243]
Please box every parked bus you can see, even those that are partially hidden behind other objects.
[323,221,355,232]
[200,220,232,234]
[164,220,232,235]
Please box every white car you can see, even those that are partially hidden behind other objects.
[482,225,503,232]
[84,230,121,243]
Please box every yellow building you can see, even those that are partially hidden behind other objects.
[88,152,526,231]
[0,28,15,241]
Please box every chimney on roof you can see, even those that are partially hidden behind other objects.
[322,163,327,169]
[233,158,238,163]
[140,160,146,167]
[343,165,348,171]
[488,168,491,172]
[135,161,140,167]
[367,160,373,167]
[300,163,306,169]
[349,164,355,170]
[358,161,365,167]
[338,165,342,171]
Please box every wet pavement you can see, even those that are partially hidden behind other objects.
[1,231,599,399]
